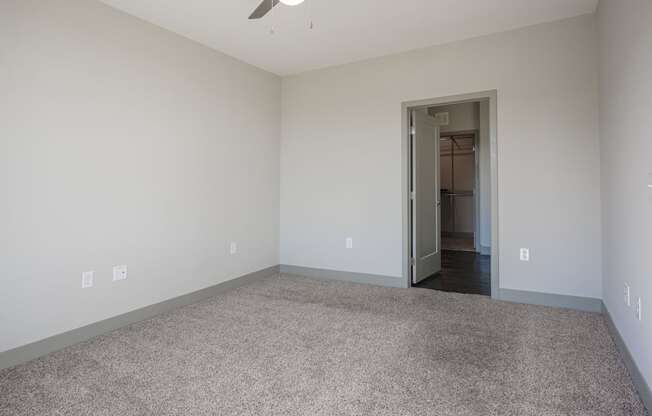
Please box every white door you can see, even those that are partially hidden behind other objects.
[411,110,441,284]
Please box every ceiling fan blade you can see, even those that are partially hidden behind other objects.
[249,0,280,19]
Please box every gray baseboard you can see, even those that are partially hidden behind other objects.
[280,264,407,288]
[602,303,651,412]
[498,288,602,313]
[0,265,279,371]
[480,245,491,256]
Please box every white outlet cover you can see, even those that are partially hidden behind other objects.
[635,297,642,321]
[346,237,353,249]
[113,265,127,281]
[624,284,631,306]
[82,271,94,288]
[230,242,237,254]
[519,248,530,261]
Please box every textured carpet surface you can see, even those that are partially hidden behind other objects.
[0,274,647,416]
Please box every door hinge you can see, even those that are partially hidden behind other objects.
[410,257,416,266]
[410,191,415,200]
[410,127,416,136]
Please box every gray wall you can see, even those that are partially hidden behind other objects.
[598,0,652,391]
[281,15,602,297]
[0,0,281,352]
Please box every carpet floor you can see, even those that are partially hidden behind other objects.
[0,274,647,416]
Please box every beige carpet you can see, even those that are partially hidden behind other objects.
[0,274,647,415]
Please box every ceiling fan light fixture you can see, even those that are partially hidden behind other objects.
[248,0,305,20]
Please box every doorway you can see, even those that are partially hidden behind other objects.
[402,91,498,297]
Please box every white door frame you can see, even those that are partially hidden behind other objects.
[401,90,499,297]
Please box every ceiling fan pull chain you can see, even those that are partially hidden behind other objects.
[307,0,313,29]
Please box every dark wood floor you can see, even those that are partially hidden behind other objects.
[414,250,491,296]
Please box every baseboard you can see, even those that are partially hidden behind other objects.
[498,288,602,313]
[280,264,407,288]
[0,265,280,371]
[602,303,652,412]
[480,245,491,256]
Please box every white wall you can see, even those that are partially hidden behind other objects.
[281,15,601,298]
[598,0,652,391]
[0,0,281,352]
[429,102,479,133]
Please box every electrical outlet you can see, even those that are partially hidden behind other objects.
[624,283,631,306]
[82,271,94,288]
[113,265,127,281]
[346,237,353,249]
[635,297,642,321]
[519,248,530,261]
[230,242,237,255]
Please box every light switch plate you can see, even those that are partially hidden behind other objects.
[113,265,127,281]
[230,242,237,255]
[346,237,353,249]
[82,271,94,288]
[519,248,530,261]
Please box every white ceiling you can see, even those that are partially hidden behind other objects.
[99,0,598,76]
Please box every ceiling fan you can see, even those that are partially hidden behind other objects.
[249,0,305,19]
